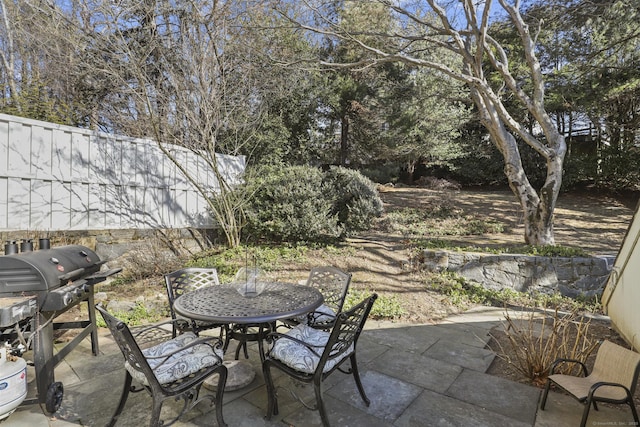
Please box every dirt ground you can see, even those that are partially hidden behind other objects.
[97,185,638,325]
[322,185,638,324]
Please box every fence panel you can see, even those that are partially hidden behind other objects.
[0,113,245,232]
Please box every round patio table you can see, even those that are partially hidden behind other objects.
[173,282,323,390]
[173,282,323,325]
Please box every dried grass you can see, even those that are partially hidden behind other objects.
[490,306,600,387]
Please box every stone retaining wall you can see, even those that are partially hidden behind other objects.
[421,249,615,298]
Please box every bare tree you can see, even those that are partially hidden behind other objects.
[281,0,566,245]
[37,0,283,247]
[0,0,19,110]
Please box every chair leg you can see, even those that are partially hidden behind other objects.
[262,361,279,418]
[149,396,164,427]
[107,372,133,427]
[580,398,593,427]
[629,400,639,426]
[349,354,370,406]
[221,325,231,352]
[540,379,551,410]
[213,365,228,427]
[314,378,330,427]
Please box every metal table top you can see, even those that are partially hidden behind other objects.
[173,282,324,324]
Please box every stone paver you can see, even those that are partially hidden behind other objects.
[8,309,636,427]
[445,369,540,425]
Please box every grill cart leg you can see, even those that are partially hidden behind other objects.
[33,312,60,412]
[87,290,99,356]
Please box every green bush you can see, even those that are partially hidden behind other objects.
[243,165,383,243]
[243,165,341,243]
[359,164,401,184]
[322,166,384,237]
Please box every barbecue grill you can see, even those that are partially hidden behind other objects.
[0,240,121,413]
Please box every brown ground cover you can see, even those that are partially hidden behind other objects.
[332,185,637,323]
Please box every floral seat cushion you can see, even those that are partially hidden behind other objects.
[295,304,336,325]
[125,332,223,385]
[270,324,353,374]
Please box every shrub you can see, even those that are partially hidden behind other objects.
[322,166,384,237]
[243,165,341,243]
[503,245,588,257]
[359,164,401,184]
[243,165,384,243]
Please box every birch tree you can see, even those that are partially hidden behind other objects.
[281,0,567,245]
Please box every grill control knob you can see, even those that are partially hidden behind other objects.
[62,293,73,307]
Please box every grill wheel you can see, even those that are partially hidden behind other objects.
[45,381,63,413]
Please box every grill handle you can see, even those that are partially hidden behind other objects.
[83,268,123,285]
[58,268,86,282]
[57,261,107,283]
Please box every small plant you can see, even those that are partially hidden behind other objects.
[427,272,520,307]
[490,305,600,387]
[344,289,407,319]
[425,271,601,313]
[411,240,588,257]
[502,245,589,257]
[96,302,166,328]
[379,206,504,238]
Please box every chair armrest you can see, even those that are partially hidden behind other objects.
[266,332,324,358]
[549,358,589,376]
[588,381,633,401]
[306,311,337,330]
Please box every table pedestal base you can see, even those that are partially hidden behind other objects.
[204,360,255,391]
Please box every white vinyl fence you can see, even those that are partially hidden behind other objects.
[0,113,245,232]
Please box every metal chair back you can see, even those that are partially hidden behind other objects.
[306,266,352,314]
[164,267,221,337]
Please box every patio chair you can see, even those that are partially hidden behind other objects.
[165,268,229,343]
[282,266,352,330]
[262,293,377,427]
[96,305,228,427]
[540,340,640,427]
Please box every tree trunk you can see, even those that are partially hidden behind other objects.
[495,128,561,246]
[340,115,349,166]
[472,87,565,246]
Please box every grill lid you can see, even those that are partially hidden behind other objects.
[0,245,104,293]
